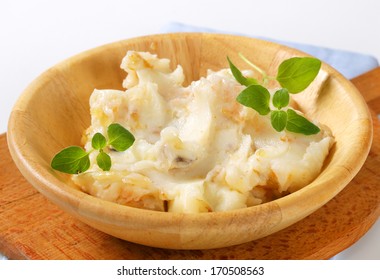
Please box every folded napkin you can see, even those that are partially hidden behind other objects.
[161,22,379,80]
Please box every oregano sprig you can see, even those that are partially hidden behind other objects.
[228,55,321,135]
[51,123,135,174]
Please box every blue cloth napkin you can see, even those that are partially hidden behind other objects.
[161,22,379,79]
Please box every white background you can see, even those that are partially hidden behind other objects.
[0,0,379,260]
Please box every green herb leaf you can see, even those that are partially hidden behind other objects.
[96,151,111,171]
[286,109,320,135]
[271,110,287,132]
[272,88,290,109]
[92,132,107,150]
[276,57,321,93]
[51,146,90,174]
[107,123,135,151]
[227,56,258,86]
[236,85,271,115]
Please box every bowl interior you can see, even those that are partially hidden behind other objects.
[7,33,372,249]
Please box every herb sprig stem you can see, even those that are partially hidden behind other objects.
[238,53,265,76]
[238,53,276,85]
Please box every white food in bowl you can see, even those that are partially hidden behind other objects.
[72,51,334,213]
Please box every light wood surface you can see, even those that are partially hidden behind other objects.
[5,34,374,250]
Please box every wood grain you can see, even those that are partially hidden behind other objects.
[1,66,379,259]
[352,67,380,113]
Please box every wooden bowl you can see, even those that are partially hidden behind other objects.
[7,33,373,249]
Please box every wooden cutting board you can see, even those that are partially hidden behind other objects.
[1,68,379,260]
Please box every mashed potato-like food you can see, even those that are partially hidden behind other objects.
[72,51,334,213]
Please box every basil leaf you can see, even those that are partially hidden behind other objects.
[236,85,271,115]
[51,146,90,174]
[286,109,320,135]
[276,57,321,93]
[272,88,289,109]
[228,56,258,86]
[271,110,287,132]
[92,132,107,150]
[107,123,135,151]
[96,151,111,171]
